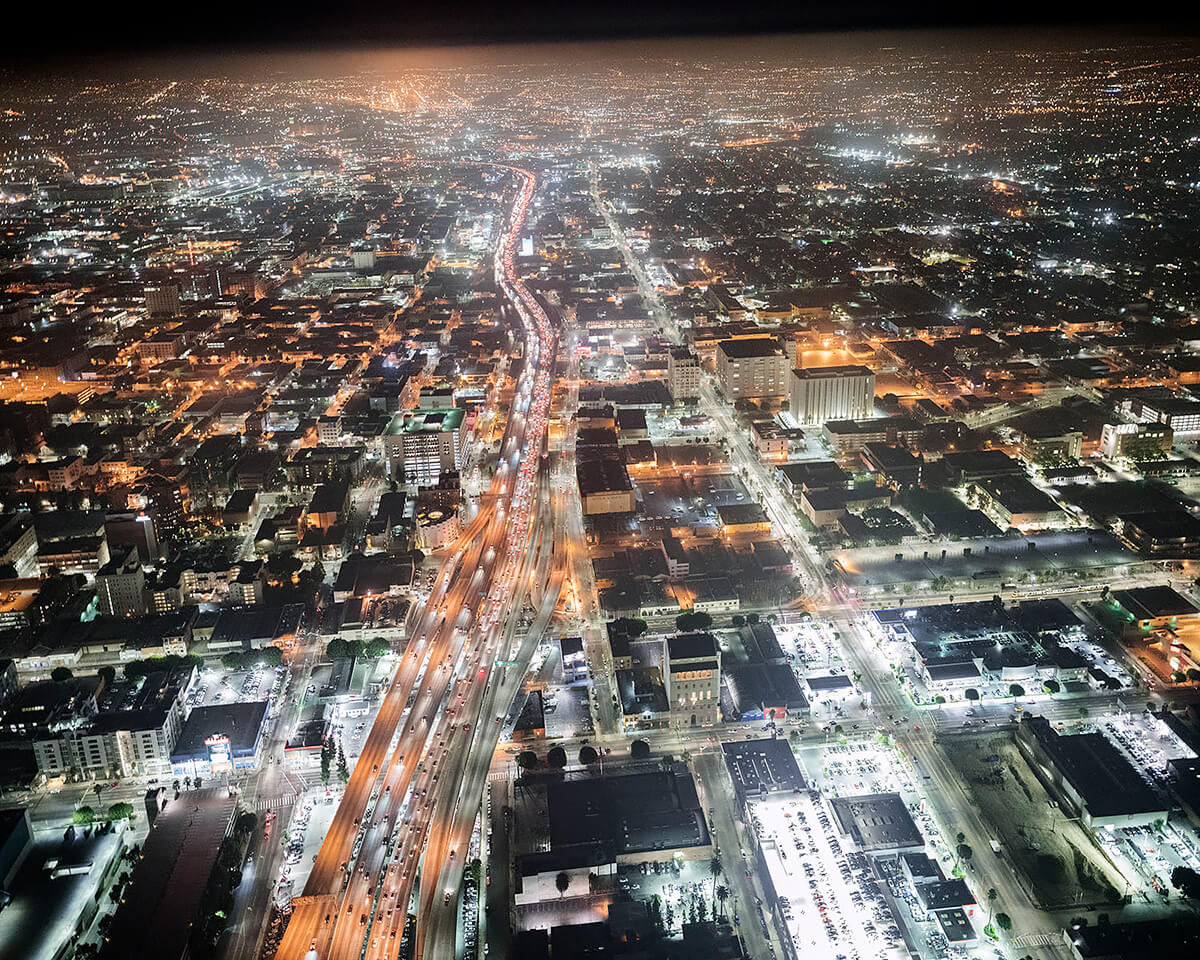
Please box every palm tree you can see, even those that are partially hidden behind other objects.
[987,887,998,925]
[709,853,722,910]
[715,884,729,919]
[184,777,192,790]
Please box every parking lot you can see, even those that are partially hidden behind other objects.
[752,790,909,960]
[186,666,284,710]
[274,792,338,908]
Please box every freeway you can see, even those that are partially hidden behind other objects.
[273,163,556,960]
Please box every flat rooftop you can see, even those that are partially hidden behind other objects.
[829,793,924,853]
[722,738,806,797]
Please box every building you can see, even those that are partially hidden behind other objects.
[1061,917,1200,960]
[143,282,181,318]
[577,458,636,515]
[972,475,1066,529]
[415,505,459,550]
[511,690,546,742]
[721,738,806,802]
[822,417,923,456]
[0,512,37,577]
[34,667,193,781]
[716,502,771,537]
[829,793,925,855]
[1099,422,1173,460]
[169,700,269,778]
[789,365,875,425]
[615,666,670,730]
[664,632,721,727]
[513,768,711,909]
[1015,424,1083,463]
[667,347,702,401]
[1109,585,1200,645]
[384,408,465,486]
[1015,715,1168,828]
[1119,511,1200,558]
[0,808,32,890]
[721,663,809,721]
[715,338,790,400]
[95,544,146,618]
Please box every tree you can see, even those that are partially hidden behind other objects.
[1043,679,1061,694]
[630,739,651,760]
[320,738,333,785]
[612,617,648,638]
[336,742,349,783]
[987,887,998,923]
[73,806,95,825]
[996,912,1012,932]
[731,615,745,628]
[546,746,567,769]
[1187,669,1200,684]
[221,652,245,670]
[1172,866,1200,899]
[579,746,599,766]
[51,666,73,682]
[326,638,350,660]
[555,872,570,897]
[746,613,760,625]
[362,637,391,659]
[676,611,713,632]
[957,843,973,863]
[516,751,539,770]
[254,646,284,668]
[98,666,116,685]
[107,802,134,821]
[965,688,980,702]
[1009,684,1025,698]
[715,883,729,918]
[194,775,202,790]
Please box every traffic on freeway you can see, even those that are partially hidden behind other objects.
[273,164,556,960]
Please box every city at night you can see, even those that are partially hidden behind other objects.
[1,13,1200,960]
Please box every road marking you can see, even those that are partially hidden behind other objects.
[1011,931,1060,948]
[256,793,298,812]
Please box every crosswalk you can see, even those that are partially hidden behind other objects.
[253,793,298,812]
[1011,931,1061,949]
[488,770,510,783]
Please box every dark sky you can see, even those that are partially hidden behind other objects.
[10,1,1196,65]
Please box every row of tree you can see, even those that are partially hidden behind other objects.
[220,647,284,670]
[72,802,135,825]
[320,736,350,785]
[326,637,392,661]
[516,739,649,770]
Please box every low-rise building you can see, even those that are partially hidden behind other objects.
[1016,715,1168,828]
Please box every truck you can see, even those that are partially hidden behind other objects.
[989,839,1003,856]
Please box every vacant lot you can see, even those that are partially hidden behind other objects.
[944,733,1126,908]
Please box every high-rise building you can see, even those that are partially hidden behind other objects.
[667,347,702,401]
[384,408,465,486]
[143,282,181,318]
[715,338,790,400]
[789,365,875,425]
[665,632,721,728]
[95,545,146,617]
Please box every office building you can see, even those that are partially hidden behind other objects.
[384,408,465,486]
[664,632,721,728]
[667,347,702,401]
[789,365,875,425]
[715,338,790,400]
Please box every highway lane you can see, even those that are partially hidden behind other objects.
[276,163,556,960]
[363,167,561,960]
[415,467,567,959]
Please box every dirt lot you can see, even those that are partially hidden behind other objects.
[944,732,1127,908]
